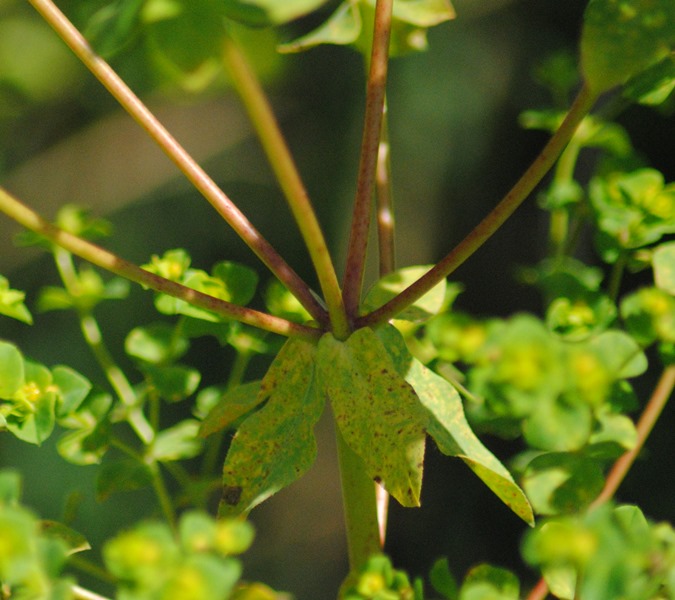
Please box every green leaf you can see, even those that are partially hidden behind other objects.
[279,1,360,53]
[280,0,455,56]
[5,360,57,445]
[143,364,201,402]
[57,391,112,465]
[429,557,458,600]
[198,381,264,437]
[41,521,90,555]
[523,399,592,452]
[84,0,145,58]
[52,366,91,417]
[586,330,648,378]
[222,0,329,27]
[219,337,323,515]
[125,322,190,365]
[623,53,675,105]
[96,459,153,501]
[654,241,675,295]
[378,325,534,524]
[363,265,450,323]
[166,554,242,600]
[0,340,24,398]
[522,453,605,516]
[265,280,313,323]
[150,419,203,461]
[0,469,22,506]
[580,0,675,93]
[0,505,38,584]
[459,564,519,600]
[318,328,427,507]
[0,275,32,324]
[211,261,259,306]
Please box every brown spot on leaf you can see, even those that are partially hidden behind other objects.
[222,486,243,506]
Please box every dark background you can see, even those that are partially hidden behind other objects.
[1,0,673,597]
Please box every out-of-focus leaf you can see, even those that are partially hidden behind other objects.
[581,0,675,93]
[363,265,451,323]
[52,366,91,417]
[142,364,201,403]
[199,381,263,437]
[522,453,605,516]
[622,54,675,105]
[222,0,329,27]
[96,459,153,501]
[459,564,519,600]
[0,340,24,398]
[654,241,675,295]
[150,420,203,461]
[0,275,32,324]
[41,521,90,556]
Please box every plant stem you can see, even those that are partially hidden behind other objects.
[0,187,321,342]
[26,0,326,325]
[591,365,675,508]
[336,427,381,578]
[71,586,112,600]
[357,85,598,329]
[526,365,675,600]
[221,33,346,336]
[342,0,394,321]
[52,248,154,443]
[374,98,394,546]
[148,462,177,531]
[376,98,396,277]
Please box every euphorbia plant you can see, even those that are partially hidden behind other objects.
[0,0,674,598]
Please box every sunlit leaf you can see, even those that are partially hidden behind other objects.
[52,366,91,417]
[318,328,427,507]
[363,265,451,323]
[0,275,32,324]
[219,337,323,515]
[379,325,534,524]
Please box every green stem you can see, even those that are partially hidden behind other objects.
[607,252,627,302]
[52,247,154,443]
[26,0,325,324]
[68,556,116,585]
[548,139,581,259]
[0,187,321,342]
[336,427,381,579]
[342,0,394,322]
[221,33,344,335]
[357,84,598,329]
[148,462,177,531]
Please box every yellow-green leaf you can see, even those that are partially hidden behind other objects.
[317,328,427,507]
[219,337,322,516]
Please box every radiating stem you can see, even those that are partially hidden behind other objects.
[342,0,394,321]
[221,33,346,336]
[0,187,321,341]
[26,0,326,324]
[358,85,598,329]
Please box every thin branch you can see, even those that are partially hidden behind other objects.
[357,84,598,329]
[221,34,345,336]
[0,187,321,341]
[342,0,394,321]
[591,365,675,508]
[26,0,326,324]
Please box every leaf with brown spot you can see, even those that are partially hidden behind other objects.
[378,325,534,526]
[218,337,323,517]
[317,328,427,507]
